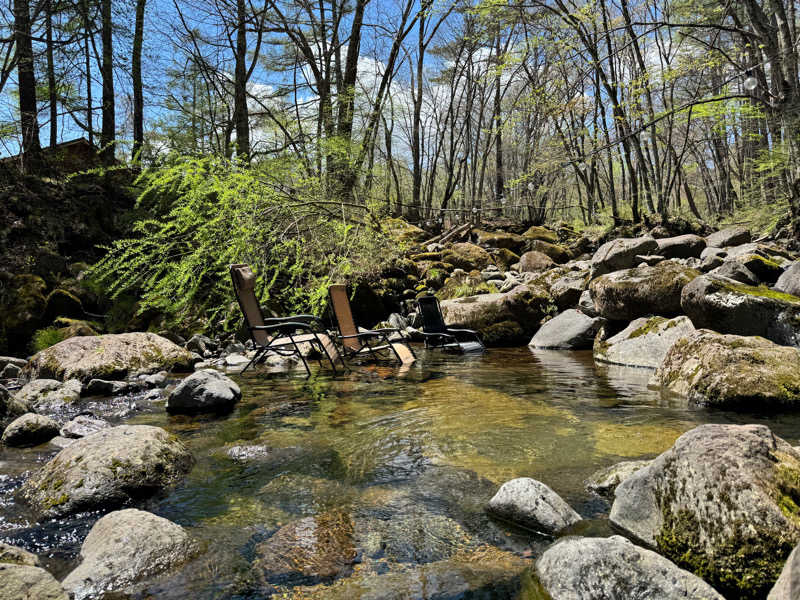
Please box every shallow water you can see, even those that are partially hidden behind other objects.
[3,347,800,598]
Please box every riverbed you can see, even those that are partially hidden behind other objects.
[2,347,799,598]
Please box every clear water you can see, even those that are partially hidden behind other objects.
[2,347,800,598]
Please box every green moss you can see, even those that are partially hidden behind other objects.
[43,493,69,509]
[30,327,67,353]
[719,280,800,304]
[628,317,668,339]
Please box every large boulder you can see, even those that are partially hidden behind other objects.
[0,564,68,600]
[1,413,59,447]
[59,414,110,439]
[20,425,194,518]
[24,332,195,382]
[0,384,29,435]
[550,271,588,309]
[732,251,784,284]
[166,369,241,414]
[517,250,556,272]
[487,477,580,534]
[610,424,800,599]
[589,261,700,321]
[653,329,800,408]
[586,459,652,498]
[14,378,81,412]
[590,236,658,278]
[529,309,604,350]
[441,243,492,271]
[61,509,198,600]
[681,275,800,347]
[706,226,751,248]
[709,260,759,285]
[522,225,559,243]
[473,230,527,253]
[527,240,570,263]
[775,262,800,297]
[769,541,800,600]
[0,274,47,355]
[0,542,41,566]
[593,316,695,369]
[656,234,706,259]
[440,284,553,346]
[252,511,357,587]
[535,536,724,600]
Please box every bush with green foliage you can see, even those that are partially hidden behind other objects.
[89,155,401,335]
[31,327,66,353]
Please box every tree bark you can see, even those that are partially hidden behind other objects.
[100,0,115,165]
[14,0,40,171]
[233,0,250,159]
[132,0,146,161]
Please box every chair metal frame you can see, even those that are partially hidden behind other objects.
[415,294,485,351]
[230,264,339,376]
[327,284,416,367]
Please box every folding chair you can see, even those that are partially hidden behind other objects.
[230,264,339,376]
[328,284,416,366]
[416,294,485,353]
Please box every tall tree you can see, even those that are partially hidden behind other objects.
[13,0,40,170]
[100,0,114,164]
[132,0,146,160]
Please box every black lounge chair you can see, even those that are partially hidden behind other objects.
[230,264,340,376]
[328,284,416,366]
[416,294,485,353]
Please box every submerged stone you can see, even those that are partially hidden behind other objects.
[487,477,580,534]
[593,315,695,369]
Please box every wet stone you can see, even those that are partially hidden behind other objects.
[59,414,110,439]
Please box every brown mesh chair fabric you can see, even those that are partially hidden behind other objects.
[328,284,415,366]
[230,264,340,374]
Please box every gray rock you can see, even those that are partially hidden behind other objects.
[61,509,198,600]
[25,333,195,382]
[709,260,759,284]
[0,363,22,379]
[681,275,800,347]
[550,271,588,310]
[610,424,800,598]
[594,316,695,369]
[656,234,706,259]
[706,226,751,248]
[732,251,784,283]
[0,384,29,435]
[529,310,604,350]
[142,371,168,388]
[388,313,409,330]
[578,289,597,316]
[586,460,652,498]
[82,379,129,396]
[487,477,580,534]
[224,353,251,367]
[2,413,59,447]
[653,329,800,408]
[0,542,41,566]
[47,435,75,449]
[166,369,241,413]
[20,425,194,518]
[535,535,724,600]
[590,236,658,278]
[518,250,556,272]
[589,261,700,321]
[59,414,110,439]
[634,254,665,266]
[0,356,27,371]
[15,379,81,411]
[222,341,246,356]
[0,564,68,600]
[768,541,800,600]
[185,334,214,355]
[700,246,727,261]
[775,262,800,297]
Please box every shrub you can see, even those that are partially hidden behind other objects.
[31,327,66,353]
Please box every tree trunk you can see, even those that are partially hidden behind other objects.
[46,0,57,148]
[14,0,40,171]
[100,0,115,165]
[132,0,146,161]
[233,0,250,159]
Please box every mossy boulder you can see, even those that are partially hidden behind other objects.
[522,225,559,243]
[436,270,498,301]
[536,536,724,600]
[610,424,800,600]
[681,275,800,347]
[24,332,195,382]
[1,413,59,447]
[653,329,800,408]
[517,250,555,272]
[590,261,700,321]
[474,229,527,253]
[733,253,784,284]
[0,384,29,436]
[20,425,195,519]
[441,242,492,271]
[594,315,695,369]
[439,284,553,346]
[14,378,81,412]
[775,262,800,297]
[768,540,800,599]
[0,564,68,600]
[492,247,520,271]
[550,270,588,310]
[44,289,84,322]
[590,236,659,278]
[381,217,426,244]
[527,239,571,263]
[0,274,47,354]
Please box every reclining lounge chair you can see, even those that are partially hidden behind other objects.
[416,294,485,353]
[230,264,340,376]
[328,284,416,366]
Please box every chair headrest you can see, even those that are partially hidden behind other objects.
[230,264,256,292]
